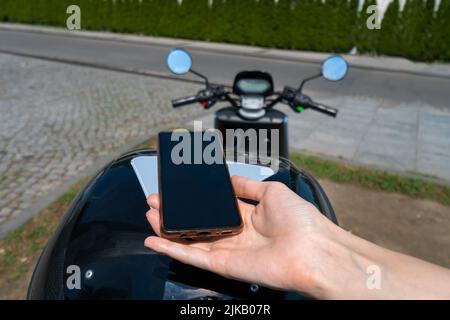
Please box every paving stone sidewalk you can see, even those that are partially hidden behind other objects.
[0,53,202,232]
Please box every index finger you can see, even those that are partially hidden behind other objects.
[231,176,268,202]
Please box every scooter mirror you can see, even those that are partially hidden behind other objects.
[322,55,348,81]
[167,49,192,75]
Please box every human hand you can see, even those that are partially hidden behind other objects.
[144,176,340,297]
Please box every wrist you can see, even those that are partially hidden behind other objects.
[291,217,450,300]
[292,220,383,299]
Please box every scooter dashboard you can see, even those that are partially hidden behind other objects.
[233,71,274,97]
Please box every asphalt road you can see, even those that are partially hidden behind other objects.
[1,28,449,110]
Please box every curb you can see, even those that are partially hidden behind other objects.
[1,23,450,80]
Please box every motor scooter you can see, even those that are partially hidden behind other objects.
[27,49,348,300]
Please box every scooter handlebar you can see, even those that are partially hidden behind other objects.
[172,96,198,108]
[287,90,339,118]
[308,101,339,118]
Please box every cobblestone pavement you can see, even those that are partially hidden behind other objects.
[0,53,202,228]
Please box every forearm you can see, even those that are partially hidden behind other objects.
[301,222,450,300]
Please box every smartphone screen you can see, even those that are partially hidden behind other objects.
[158,131,242,235]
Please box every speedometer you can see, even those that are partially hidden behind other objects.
[236,79,271,94]
[233,71,274,97]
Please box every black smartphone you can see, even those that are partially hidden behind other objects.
[157,131,243,239]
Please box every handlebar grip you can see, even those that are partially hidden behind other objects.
[308,102,338,118]
[172,96,198,108]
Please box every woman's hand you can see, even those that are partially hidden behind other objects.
[144,176,339,297]
[144,176,450,299]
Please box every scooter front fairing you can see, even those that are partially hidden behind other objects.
[27,149,337,300]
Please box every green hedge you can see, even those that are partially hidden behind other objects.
[0,0,448,61]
